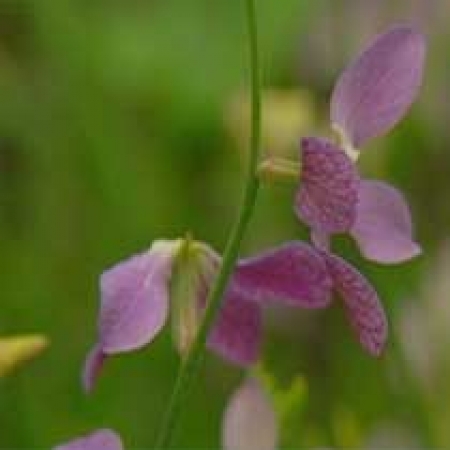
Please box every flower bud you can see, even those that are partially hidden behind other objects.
[170,237,220,358]
[0,334,48,377]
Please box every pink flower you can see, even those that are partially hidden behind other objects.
[53,429,123,450]
[279,25,427,355]
[296,26,425,264]
[222,378,277,450]
[83,240,332,391]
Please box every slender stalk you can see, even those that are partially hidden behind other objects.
[154,0,261,447]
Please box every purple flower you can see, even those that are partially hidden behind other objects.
[53,429,123,450]
[295,26,425,264]
[270,25,427,356]
[83,240,332,391]
[222,378,277,450]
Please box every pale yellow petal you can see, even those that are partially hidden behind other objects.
[0,334,49,377]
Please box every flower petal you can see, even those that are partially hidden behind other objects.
[99,241,178,354]
[295,137,360,234]
[234,241,333,308]
[222,378,277,450]
[208,287,262,366]
[351,180,421,264]
[331,26,426,148]
[53,429,123,450]
[82,345,106,393]
[324,254,388,356]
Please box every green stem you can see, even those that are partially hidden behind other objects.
[154,0,261,447]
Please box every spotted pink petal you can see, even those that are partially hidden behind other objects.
[324,253,388,356]
[208,287,262,366]
[53,429,123,450]
[234,241,333,308]
[331,26,426,148]
[222,378,277,450]
[351,180,421,264]
[295,137,360,234]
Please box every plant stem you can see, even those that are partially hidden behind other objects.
[154,0,261,447]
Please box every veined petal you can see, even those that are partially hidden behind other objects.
[83,241,179,390]
[99,240,179,354]
[295,137,360,234]
[351,180,421,264]
[222,378,277,450]
[208,287,262,366]
[234,241,333,308]
[53,429,123,450]
[324,254,388,356]
[331,26,426,149]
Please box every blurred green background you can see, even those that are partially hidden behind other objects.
[1,0,450,448]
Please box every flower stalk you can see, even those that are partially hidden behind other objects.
[153,0,262,447]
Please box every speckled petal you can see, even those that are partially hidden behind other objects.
[99,241,178,354]
[222,378,277,450]
[331,26,426,148]
[295,137,360,234]
[234,241,333,308]
[53,429,123,450]
[208,287,262,366]
[351,180,421,264]
[325,254,388,356]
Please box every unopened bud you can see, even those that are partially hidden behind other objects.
[0,334,49,377]
[170,237,220,357]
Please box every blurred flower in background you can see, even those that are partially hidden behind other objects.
[0,334,48,377]
[400,241,450,389]
[53,429,123,450]
[398,241,450,447]
[225,89,316,160]
[222,377,277,450]
[363,422,421,449]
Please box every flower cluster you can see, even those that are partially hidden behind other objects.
[55,25,425,449]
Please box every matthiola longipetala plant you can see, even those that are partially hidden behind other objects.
[54,19,426,450]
